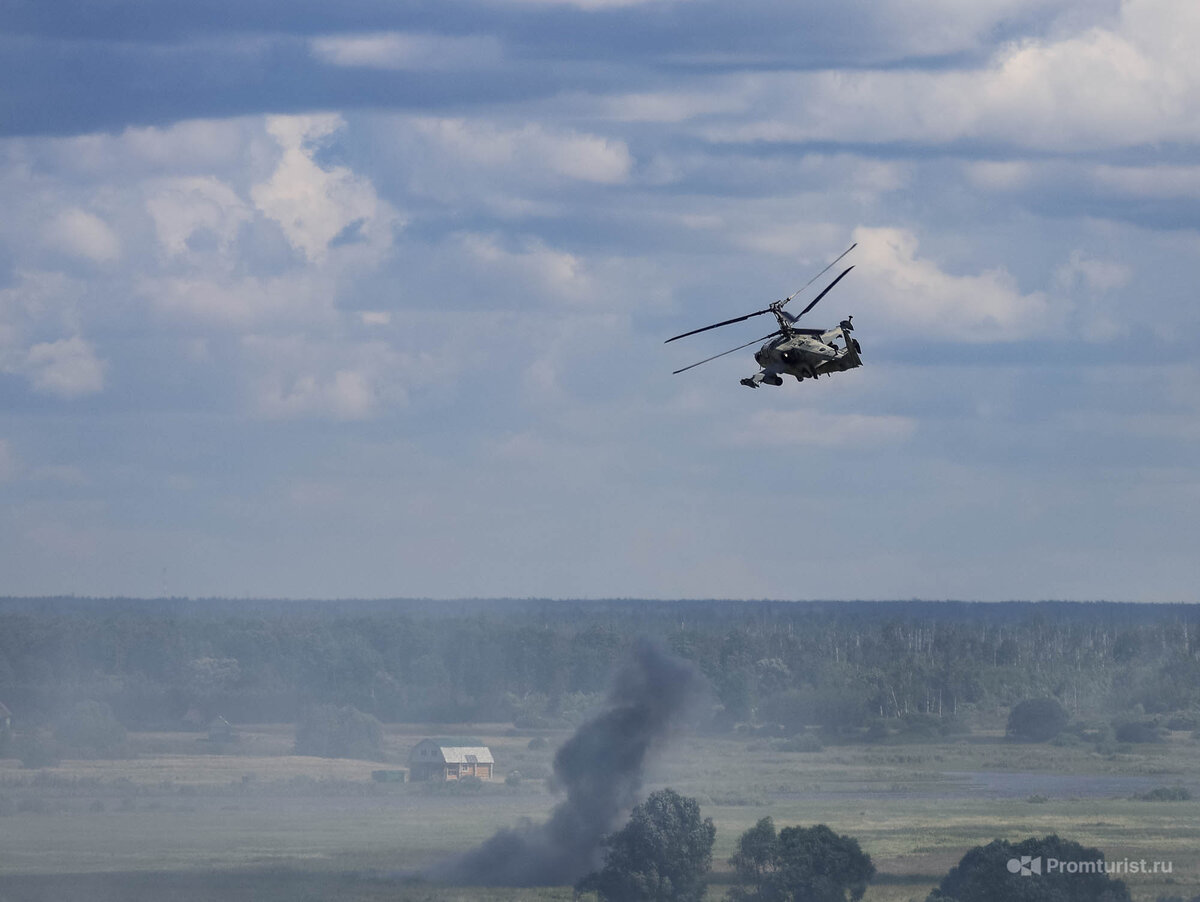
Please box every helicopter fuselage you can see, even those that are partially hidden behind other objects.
[741,321,861,388]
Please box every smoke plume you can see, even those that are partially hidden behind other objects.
[430,640,702,886]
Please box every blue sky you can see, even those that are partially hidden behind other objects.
[1,0,1197,601]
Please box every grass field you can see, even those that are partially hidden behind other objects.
[1,724,1198,901]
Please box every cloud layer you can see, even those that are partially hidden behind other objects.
[1,0,1197,601]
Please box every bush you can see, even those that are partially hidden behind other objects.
[54,700,128,757]
[1134,786,1192,801]
[16,731,61,769]
[926,835,1131,902]
[527,736,549,750]
[772,734,824,753]
[1164,712,1199,731]
[1006,698,1069,742]
[294,704,384,760]
[1113,719,1163,744]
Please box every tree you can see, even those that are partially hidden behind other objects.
[728,820,874,902]
[1006,698,1069,742]
[926,835,1131,902]
[294,704,384,759]
[53,700,128,757]
[729,817,781,890]
[577,788,715,902]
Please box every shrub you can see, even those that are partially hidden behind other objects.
[53,700,128,757]
[926,835,1131,902]
[773,734,824,753]
[1164,712,1199,731]
[294,704,384,760]
[1113,719,1163,744]
[16,731,60,769]
[1134,786,1192,801]
[1006,698,1069,742]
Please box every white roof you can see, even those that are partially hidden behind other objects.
[438,746,494,764]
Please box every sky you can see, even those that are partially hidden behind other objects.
[1,0,1198,602]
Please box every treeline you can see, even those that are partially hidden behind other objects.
[1,598,1198,733]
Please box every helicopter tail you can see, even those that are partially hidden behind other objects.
[837,318,861,368]
[813,318,862,377]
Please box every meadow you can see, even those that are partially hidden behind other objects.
[1,724,1198,901]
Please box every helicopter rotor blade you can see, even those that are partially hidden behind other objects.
[664,242,856,344]
[672,331,780,375]
[792,265,854,320]
[782,241,857,306]
[664,307,773,344]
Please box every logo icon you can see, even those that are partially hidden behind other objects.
[1007,855,1042,876]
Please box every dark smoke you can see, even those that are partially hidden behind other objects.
[430,640,702,886]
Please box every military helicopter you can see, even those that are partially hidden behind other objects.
[666,244,862,388]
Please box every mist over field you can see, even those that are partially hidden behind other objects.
[2,597,1200,901]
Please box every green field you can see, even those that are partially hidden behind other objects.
[2,725,1198,902]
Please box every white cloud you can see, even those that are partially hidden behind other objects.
[460,233,590,299]
[139,271,337,327]
[252,115,397,263]
[15,336,106,398]
[849,226,1056,340]
[1091,163,1200,198]
[1055,250,1132,295]
[411,118,633,185]
[697,0,1200,151]
[310,32,502,70]
[44,208,121,263]
[964,161,1036,191]
[733,408,916,448]
[242,335,428,421]
[46,118,252,176]
[145,176,251,258]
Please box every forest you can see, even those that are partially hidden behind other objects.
[2,597,1198,739]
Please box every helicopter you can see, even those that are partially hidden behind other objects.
[666,244,863,388]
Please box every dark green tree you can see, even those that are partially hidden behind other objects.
[577,788,715,902]
[728,820,874,902]
[1006,698,1069,742]
[926,835,1131,902]
[729,817,781,890]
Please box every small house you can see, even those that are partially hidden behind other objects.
[409,738,494,781]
